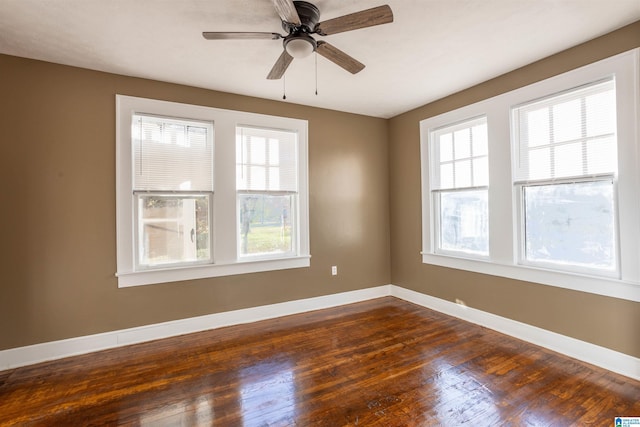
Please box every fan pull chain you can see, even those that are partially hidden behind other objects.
[282,74,287,100]
[315,51,318,96]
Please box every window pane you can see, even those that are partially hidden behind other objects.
[137,195,210,267]
[454,160,472,188]
[523,181,616,271]
[439,163,454,189]
[587,137,616,175]
[432,116,488,191]
[439,189,488,255]
[513,78,616,182]
[526,108,550,147]
[554,142,582,178]
[440,133,453,162]
[269,138,280,165]
[586,91,616,137]
[250,137,267,164]
[454,128,471,159]
[239,193,294,256]
[269,168,280,189]
[473,157,489,187]
[237,127,298,192]
[529,147,551,180]
[133,115,213,192]
[249,166,266,190]
[552,99,581,143]
[472,123,488,156]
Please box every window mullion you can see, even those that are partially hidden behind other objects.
[468,128,475,186]
[580,97,588,176]
[548,106,556,179]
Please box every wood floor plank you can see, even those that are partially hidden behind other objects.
[0,297,638,426]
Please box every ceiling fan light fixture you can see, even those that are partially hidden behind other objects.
[202,1,394,80]
[284,34,316,58]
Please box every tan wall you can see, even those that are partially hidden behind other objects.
[2,21,639,359]
[388,21,640,358]
[0,55,390,350]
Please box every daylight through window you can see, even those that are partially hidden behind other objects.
[133,114,214,269]
[512,78,618,275]
[236,126,298,258]
[419,49,639,301]
[430,117,489,257]
[116,95,309,287]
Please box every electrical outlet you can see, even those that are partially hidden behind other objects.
[331,266,338,276]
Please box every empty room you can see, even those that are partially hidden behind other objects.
[1,0,639,425]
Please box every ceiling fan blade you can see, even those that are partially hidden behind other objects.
[316,5,393,35]
[267,50,294,80]
[316,41,365,74]
[271,0,301,25]
[203,32,282,40]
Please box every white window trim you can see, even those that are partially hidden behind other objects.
[116,95,310,287]
[429,115,489,259]
[420,48,640,302]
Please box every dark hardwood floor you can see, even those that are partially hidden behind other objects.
[0,297,638,426]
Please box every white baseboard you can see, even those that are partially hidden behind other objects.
[0,285,392,371]
[389,285,640,381]
[2,284,638,382]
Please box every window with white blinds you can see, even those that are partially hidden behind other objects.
[116,95,309,287]
[512,78,617,183]
[236,126,298,193]
[419,49,639,302]
[131,115,214,270]
[236,126,299,258]
[133,115,214,192]
[512,79,619,276]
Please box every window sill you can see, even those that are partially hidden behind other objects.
[421,252,640,302]
[116,255,311,288]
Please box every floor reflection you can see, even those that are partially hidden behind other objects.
[138,394,214,426]
[3,298,635,426]
[240,360,296,426]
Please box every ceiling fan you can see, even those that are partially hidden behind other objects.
[202,0,393,80]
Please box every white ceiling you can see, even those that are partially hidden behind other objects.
[1,0,639,118]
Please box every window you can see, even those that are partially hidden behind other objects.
[512,79,618,276]
[236,126,298,258]
[116,96,309,287]
[430,117,489,257]
[133,115,214,269]
[419,48,640,302]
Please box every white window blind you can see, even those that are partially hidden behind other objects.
[236,126,298,192]
[133,114,214,192]
[431,116,488,190]
[418,49,640,303]
[117,95,310,287]
[512,78,617,183]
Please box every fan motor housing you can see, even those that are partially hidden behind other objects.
[282,1,320,33]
